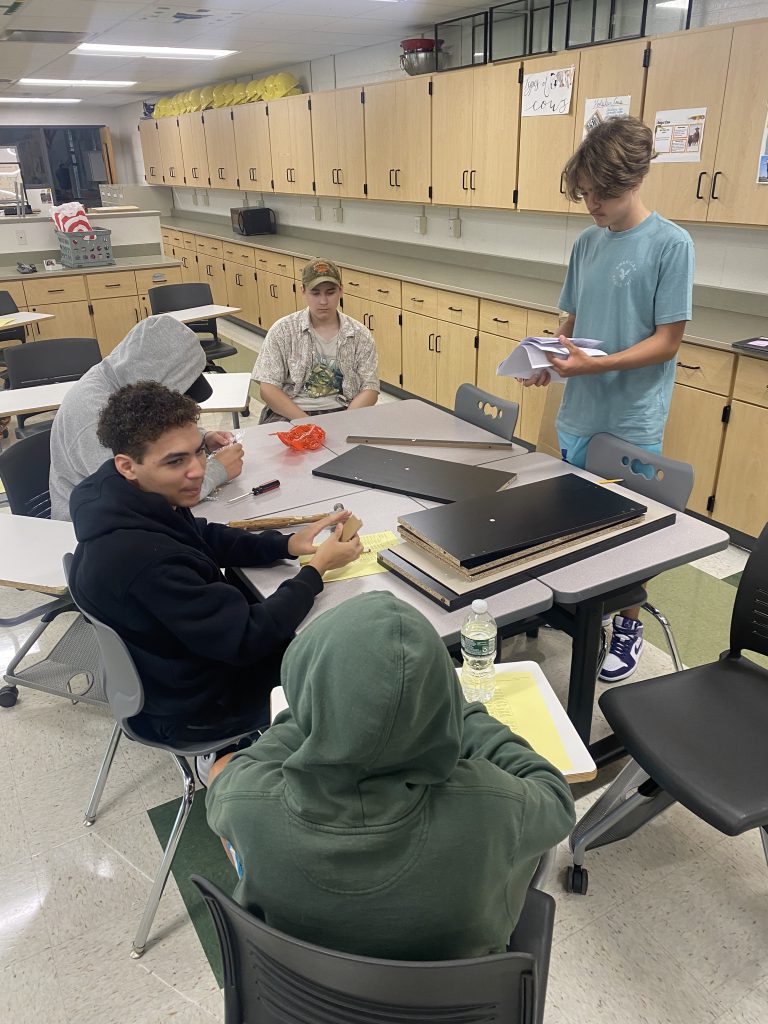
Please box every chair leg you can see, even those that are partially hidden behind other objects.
[596,625,608,676]
[130,753,195,959]
[760,826,768,871]
[642,601,684,672]
[83,723,122,826]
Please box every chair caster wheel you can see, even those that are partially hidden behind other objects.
[241,407,250,417]
[565,865,589,895]
[0,685,18,708]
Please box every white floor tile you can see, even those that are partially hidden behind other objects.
[714,977,768,1024]
[690,544,749,579]
[0,860,52,968]
[0,949,69,1024]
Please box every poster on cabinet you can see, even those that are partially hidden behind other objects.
[652,107,707,163]
[521,67,575,117]
[756,108,768,184]
[582,96,631,138]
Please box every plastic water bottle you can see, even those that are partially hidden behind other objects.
[460,599,497,703]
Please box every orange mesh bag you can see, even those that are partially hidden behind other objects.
[273,423,326,451]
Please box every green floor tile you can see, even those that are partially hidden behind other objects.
[723,571,743,588]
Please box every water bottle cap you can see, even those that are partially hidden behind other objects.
[471,599,488,614]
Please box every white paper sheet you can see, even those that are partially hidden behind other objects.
[521,66,574,117]
[496,337,607,381]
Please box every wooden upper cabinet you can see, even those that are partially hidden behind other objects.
[157,117,185,186]
[267,98,293,192]
[178,112,210,187]
[470,62,520,209]
[517,52,581,213]
[570,39,647,214]
[335,87,366,199]
[431,68,475,207]
[311,90,340,198]
[269,95,315,195]
[138,120,163,185]
[204,107,239,190]
[365,78,431,203]
[641,26,732,222]
[233,102,273,192]
[706,21,768,225]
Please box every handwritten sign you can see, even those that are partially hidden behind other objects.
[583,95,631,138]
[521,66,575,117]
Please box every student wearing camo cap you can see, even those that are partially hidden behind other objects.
[252,257,379,424]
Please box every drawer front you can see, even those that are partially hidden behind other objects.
[402,282,438,318]
[369,274,401,308]
[437,290,479,328]
[273,254,295,278]
[86,270,138,300]
[675,342,734,396]
[222,241,256,267]
[254,249,294,276]
[732,354,768,409]
[525,309,560,339]
[195,236,223,258]
[479,298,528,340]
[135,266,183,293]
[24,275,87,304]
[341,269,370,299]
[181,232,196,249]
[0,280,27,308]
[169,230,184,248]
[161,229,171,244]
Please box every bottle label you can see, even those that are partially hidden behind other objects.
[461,635,495,658]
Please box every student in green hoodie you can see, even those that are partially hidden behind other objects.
[206,591,575,960]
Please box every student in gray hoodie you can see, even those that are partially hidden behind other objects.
[49,314,243,520]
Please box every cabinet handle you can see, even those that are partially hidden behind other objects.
[448,306,462,312]
[435,334,442,354]
[428,333,434,351]
[559,172,565,195]
[249,168,256,180]
[462,169,468,191]
[337,168,343,185]
[286,168,290,181]
[259,258,268,264]
[410,297,423,303]
[149,165,155,176]
[695,171,708,199]
[47,288,65,293]
[377,288,389,294]
[278,263,287,269]
[369,314,375,331]
[236,273,242,286]
[710,171,722,200]
[469,169,476,191]
[678,362,702,370]
[191,168,198,179]
[492,317,509,324]
[389,168,394,187]
[348,281,359,286]
[542,329,555,336]
[105,283,121,289]
[394,169,401,186]
[169,167,175,178]
[331,169,337,184]
[134,307,140,323]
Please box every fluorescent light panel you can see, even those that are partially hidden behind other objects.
[0,97,81,104]
[19,78,137,87]
[73,43,236,60]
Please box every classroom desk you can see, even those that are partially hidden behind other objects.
[0,310,55,332]
[199,371,252,428]
[0,380,75,418]
[291,399,528,466]
[0,515,75,627]
[164,304,240,324]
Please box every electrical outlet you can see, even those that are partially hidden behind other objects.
[448,218,461,239]
[312,204,322,221]
[414,215,427,235]
[332,206,343,223]
[191,190,198,206]
[15,229,27,246]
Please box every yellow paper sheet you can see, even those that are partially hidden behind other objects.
[484,671,573,774]
[301,530,399,583]
[0,318,15,328]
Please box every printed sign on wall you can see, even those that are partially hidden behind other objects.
[757,109,768,185]
[582,96,631,138]
[652,108,707,163]
[522,67,575,117]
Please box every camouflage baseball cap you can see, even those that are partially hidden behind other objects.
[302,257,342,290]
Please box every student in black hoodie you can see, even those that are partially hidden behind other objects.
[68,381,362,746]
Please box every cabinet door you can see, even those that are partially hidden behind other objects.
[517,52,581,213]
[257,270,294,329]
[200,260,227,305]
[233,102,273,192]
[477,332,524,407]
[435,321,477,410]
[714,400,768,537]
[224,261,259,326]
[204,107,239,189]
[641,27,732,222]
[367,300,401,387]
[401,311,436,402]
[157,117,185,186]
[311,90,340,197]
[341,294,366,324]
[431,67,474,207]
[336,87,366,200]
[268,99,293,193]
[288,95,315,195]
[28,301,93,341]
[178,112,210,187]
[518,378,550,447]
[393,78,432,204]
[470,62,521,210]
[571,39,647,214]
[91,296,142,356]
[179,250,200,284]
[363,83,397,201]
[707,21,768,226]
[662,383,727,516]
[138,120,163,185]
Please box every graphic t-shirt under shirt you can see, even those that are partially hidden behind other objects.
[295,327,346,411]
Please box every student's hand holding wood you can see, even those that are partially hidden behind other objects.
[287,510,363,574]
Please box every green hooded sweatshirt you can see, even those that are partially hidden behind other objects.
[206,591,575,960]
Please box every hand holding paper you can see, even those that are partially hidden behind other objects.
[496,336,607,382]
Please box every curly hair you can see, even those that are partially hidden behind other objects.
[97,381,200,461]
[563,115,653,203]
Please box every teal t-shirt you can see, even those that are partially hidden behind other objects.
[556,211,694,445]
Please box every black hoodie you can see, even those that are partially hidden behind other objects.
[68,460,323,726]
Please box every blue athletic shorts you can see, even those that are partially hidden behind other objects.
[557,430,662,471]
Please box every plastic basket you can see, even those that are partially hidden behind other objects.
[55,227,115,268]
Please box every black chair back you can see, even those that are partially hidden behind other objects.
[0,427,52,517]
[4,337,101,389]
[730,523,768,659]
[191,874,547,1024]
[0,289,25,350]
[148,282,218,338]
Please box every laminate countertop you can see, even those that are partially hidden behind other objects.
[0,254,181,282]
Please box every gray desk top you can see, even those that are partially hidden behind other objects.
[291,400,528,466]
[0,516,75,594]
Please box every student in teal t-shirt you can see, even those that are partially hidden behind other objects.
[522,116,694,683]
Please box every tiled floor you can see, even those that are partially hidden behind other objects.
[1,328,766,1023]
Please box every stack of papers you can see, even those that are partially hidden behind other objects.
[496,336,607,381]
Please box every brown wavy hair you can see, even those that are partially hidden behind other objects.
[97,381,200,460]
[563,115,653,203]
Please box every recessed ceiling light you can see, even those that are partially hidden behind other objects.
[0,97,82,104]
[19,78,137,87]
[73,43,237,60]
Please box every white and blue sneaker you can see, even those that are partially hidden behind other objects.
[598,615,644,683]
[195,751,217,788]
